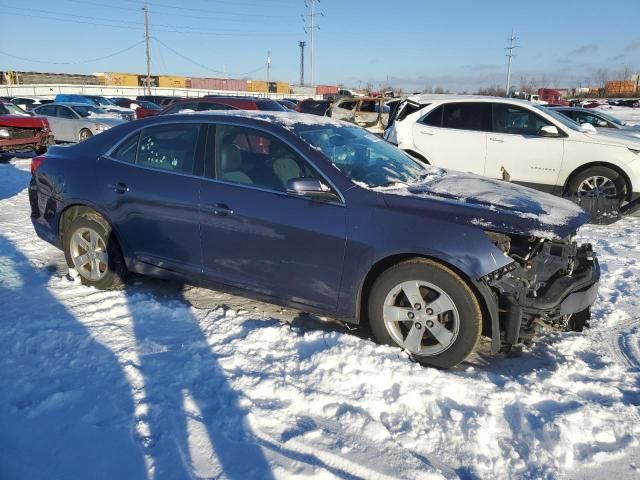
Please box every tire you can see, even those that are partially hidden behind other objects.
[368,258,482,368]
[567,166,627,199]
[79,128,93,142]
[62,212,128,289]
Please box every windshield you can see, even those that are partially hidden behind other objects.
[72,105,109,118]
[294,124,436,187]
[89,96,115,107]
[594,110,623,126]
[536,105,582,132]
[0,102,29,116]
[139,100,161,110]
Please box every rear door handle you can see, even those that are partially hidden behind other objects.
[420,131,435,136]
[212,203,234,216]
[109,182,129,194]
[489,137,504,143]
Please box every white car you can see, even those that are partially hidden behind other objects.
[10,97,53,111]
[384,95,640,201]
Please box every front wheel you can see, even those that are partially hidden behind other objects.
[78,128,93,142]
[567,166,627,199]
[368,258,482,368]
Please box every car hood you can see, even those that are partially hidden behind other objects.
[376,170,590,240]
[0,114,47,128]
[572,128,640,148]
[87,117,126,126]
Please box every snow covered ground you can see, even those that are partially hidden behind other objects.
[2,110,640,479]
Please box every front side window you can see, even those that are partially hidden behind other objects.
[442,102,491,132]
[35,105,56,116]
[136,124,201,174]
[214,125,317,191]
[493,103,552,135]
[57,106,76,119]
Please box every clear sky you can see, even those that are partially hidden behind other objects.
[2,0,639,92]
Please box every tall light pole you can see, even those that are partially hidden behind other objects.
[505,30,519,98]
[143,4,151,95]
[298,41,306,86]
[266,50,271,87]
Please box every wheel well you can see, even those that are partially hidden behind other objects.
[402,149,430,164]
[357,254,492,338]
[58,205,119,247]
[564,162,633,201]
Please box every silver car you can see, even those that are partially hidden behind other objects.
[550,107,640,139]
[32,103,126,143]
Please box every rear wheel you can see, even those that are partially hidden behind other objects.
[62,213,127,289]
[368,258,482,368]
[79,128,93,142]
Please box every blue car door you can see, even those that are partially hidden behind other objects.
[199,123,347,309]
[99,122,205,275]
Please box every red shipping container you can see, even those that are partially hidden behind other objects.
[188,77,247,92]
[316,85,339,95]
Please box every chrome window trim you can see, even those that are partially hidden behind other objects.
[103,118,347,206]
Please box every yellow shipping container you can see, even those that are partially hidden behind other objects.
[96,72,139,87]
[276,82,290,94]
[247,80,268,93]
[159,75,186,88]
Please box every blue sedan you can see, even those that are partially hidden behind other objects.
[29,111,599,367]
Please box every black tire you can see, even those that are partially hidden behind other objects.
[368,258,482,368]
[79,128,93,142]
[62,212,128,289]
[567,166,627,199]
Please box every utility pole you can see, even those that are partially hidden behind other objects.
[303,0,322,86]
[143,4,151,95]
[266,50,271,86]
[298,41,306,86]
[504,30,519,98]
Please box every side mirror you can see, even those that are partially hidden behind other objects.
[579,123,597,134]
[286,177,339,201]
[597,120,608,127]
[539,125,560,137]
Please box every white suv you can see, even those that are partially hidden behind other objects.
[384,95,640,201]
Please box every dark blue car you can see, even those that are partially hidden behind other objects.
[29,111,599,367]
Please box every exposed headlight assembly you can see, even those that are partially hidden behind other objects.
[94,124,110,131]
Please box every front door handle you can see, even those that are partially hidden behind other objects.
[489,137,504,143]
[420,131,435,136]
[108,182,129,194]
[212,203,234,216]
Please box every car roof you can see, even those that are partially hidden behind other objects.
[167,110,352,128]
[44,103,102,108]
[404,94,535,107]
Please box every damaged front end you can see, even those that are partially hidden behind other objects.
[480,231,600,352]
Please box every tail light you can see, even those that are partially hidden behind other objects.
[31,155,46,175]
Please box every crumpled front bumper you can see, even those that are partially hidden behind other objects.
[517,244,600,316]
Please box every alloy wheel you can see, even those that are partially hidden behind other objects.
[383,280,460,356]
[69,227,109,281]
[577,175,618,198]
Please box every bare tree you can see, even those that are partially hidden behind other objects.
[595,68,608,88]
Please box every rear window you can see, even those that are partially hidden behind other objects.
[442,102,491,132]
[256,100,286,112]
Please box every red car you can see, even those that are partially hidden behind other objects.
[109,98,162,120]
[0,101,53,156]
[156,96,286,116]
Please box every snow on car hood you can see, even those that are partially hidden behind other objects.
[377,170,590,239]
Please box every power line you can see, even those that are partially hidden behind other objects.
[0,40,145,65]
[152,36,266,77]
[1,9,296,36]
[302,0,322,85]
